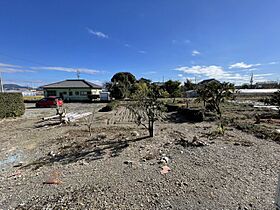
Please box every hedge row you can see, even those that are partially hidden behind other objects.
[0,93,25,118]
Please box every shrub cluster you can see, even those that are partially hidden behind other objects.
[99,101,118,112]
[0,93,25,118]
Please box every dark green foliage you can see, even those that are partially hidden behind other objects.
[163,80,182,98]
[107,72,137,99]
[99,101,118,112]
[196,81,235,118]
[111,72,136,84]
[183,79,196,91]
[0,93,25,118]
[138,78,151,85]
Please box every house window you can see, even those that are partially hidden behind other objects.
[69,91,73,96]
[75,91,79,95]
[80,91,89,96]
[46,90,56,97]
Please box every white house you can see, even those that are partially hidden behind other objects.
[42,79,102,102]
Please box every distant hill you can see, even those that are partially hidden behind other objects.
[3,84,30,90]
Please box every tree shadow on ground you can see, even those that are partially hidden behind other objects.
[22,135,150,170]
[26,107,54,110]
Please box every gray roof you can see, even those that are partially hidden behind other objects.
[198,79,221,85]
[42,79,102,89]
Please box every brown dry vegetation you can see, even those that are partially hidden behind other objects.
[0,101,279,210]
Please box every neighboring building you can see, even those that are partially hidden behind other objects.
[255,81,279,89]
[236,89,279,95]
[198,78,221,85]
[185,90,198,98]
[42,79,102,102]
[4,89,37,96]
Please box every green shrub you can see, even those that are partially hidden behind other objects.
[99,101,118,112]
[0,93,25,118]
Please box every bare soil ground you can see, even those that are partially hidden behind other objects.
[0,102,280,210]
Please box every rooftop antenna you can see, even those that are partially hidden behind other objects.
[0,71,4,93]
[76,69,80,79]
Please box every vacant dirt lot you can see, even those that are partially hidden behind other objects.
[0,102,280,210]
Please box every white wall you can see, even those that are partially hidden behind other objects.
[44,88,102,101]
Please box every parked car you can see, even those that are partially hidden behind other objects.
[35,97,63,108]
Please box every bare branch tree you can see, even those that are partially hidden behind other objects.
[84,110,95,136]
[126,86,165,137]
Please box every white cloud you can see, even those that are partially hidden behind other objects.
[176,65,225,78]
[0,63,22,68]
[268,61,278,65]
[0,67,34,73]
[245,68,258,71]
[86,27,109,39]
[138,50,147,54]
[5,79,44,84]
[175,65,273,84]
[229,62,261,69]
[124,44,131,48]
[192,50,200,56]
[33,66,99,75]
[253,73,274,77]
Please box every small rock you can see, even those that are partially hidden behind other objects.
[159,156,170,164]
[131,131,140,137]
[13,162,23,167]
[48,151,56,157]
[124,160,133,165]
[97,133,107,139]
[79,159,89,166]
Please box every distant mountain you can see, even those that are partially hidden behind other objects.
[3,84,30,90]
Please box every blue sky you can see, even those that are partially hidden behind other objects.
[0,0,279,87]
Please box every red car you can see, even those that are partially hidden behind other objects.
[36,97,63,108]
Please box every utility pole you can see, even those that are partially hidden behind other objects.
[76,69,80,79]
[250,73,254,89]
[0,71,4,93]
